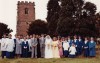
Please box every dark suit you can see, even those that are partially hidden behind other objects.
[83,41,89,57]
[22,41,29,58]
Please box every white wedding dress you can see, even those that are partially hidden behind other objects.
[44,36,53,58]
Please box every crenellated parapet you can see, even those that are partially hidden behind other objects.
[18,1,35,6]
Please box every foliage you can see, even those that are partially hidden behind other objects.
[27,19,48,35]
[56,0,97,37]
[47,0,60,36]
[0,22,13,38]
[96,12,100,37]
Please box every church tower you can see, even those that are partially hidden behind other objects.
[17,1,35,36]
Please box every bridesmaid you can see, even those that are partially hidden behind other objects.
[52,37,60,58]
[58,38,63,58]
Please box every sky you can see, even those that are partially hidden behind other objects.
[0,0,100,37]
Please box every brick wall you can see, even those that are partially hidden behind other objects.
[17,1,35,36]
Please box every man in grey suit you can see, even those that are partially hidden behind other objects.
[31,34,37,58]
[39,34,45,58]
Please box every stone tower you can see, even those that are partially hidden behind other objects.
[17,1,35,36]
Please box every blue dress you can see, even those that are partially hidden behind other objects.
[83,41,89,57]
[22,41,29,58]
[89,41,96,57]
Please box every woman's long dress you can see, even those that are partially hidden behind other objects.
[45,39,53,58]
[58,41,63,57]
[15,39,22,55]
[52,41,60,58]
[89,41,96,57]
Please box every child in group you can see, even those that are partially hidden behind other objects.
[62,37,70,57]
[68,43,76,58]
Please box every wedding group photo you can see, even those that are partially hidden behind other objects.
[0,34,97,59]
[0,0,100,63]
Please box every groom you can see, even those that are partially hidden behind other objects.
[39,34,45,58]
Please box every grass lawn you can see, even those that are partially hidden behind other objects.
[0,53,100,63]
[0,46,100,63]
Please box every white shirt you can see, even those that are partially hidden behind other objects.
[0,38,8,51]
[90,41,94,43]
[69,46,76,55]
[74,39,77,42]
[85,40,88,44]
[6,38,15,52]
[79,39,81,42]
[63,41,70,50]
[21,39,24,42]
[68,39,71,42]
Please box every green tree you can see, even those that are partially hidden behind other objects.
[57,0,97,37]
[0,22,13,38]
[47,0,60,36]
[27,19,48,35]
[96,12,100,37]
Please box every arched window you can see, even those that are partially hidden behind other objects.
[25,8,28,14]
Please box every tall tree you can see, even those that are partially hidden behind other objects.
[96,12,100,37]
[47,0,60,36]
[0,22,13,38]
[27,19,48,35]
[57,0,97,37]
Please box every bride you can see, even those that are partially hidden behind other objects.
[44,35,53,58]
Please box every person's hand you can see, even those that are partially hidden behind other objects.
[48,44,50,49]
[42,44,44,46]
[84,47,88,48]
[55,45,57,47]
[32,45,35,47]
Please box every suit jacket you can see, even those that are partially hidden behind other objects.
[39,37,45,47]
[31,38,37,47]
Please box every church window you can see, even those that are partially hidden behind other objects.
[25,8,29,14]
